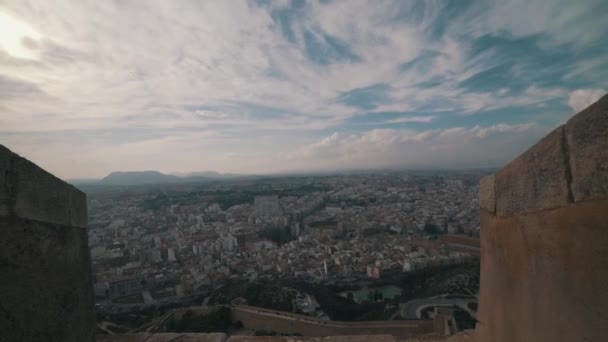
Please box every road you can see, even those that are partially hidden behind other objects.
[402,295,477,319]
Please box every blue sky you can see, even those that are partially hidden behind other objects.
[0,0,607,178]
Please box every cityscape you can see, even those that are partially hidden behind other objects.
[87,171,482,333]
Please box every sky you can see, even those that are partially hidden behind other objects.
[0,0,607,179]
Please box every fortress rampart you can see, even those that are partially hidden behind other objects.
[0,145,95,341]
[231,305,434,339]
[475,94,608,342]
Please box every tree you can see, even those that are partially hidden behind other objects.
[424,223,441,235]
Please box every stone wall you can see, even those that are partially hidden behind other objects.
[475,94,608,341]
[97,333,227,342]
[98,333,397,342]
[231,305,434,339]
[226,335,396,342]
[0,145,95,341]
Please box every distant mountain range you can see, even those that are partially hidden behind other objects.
[82,170,244,186]
[99,170,180,185]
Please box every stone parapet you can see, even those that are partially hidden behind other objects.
[0,144,94,342]
[97,333,228,342]
[494,127,570,216]
[227,335,396,342]
[479,175,495,213]
[486,94,608,217]
[564,94,608,202]
[475,94,608,342]
[0,144,87,227]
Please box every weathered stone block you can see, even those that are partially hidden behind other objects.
[98,333,229,342]
[0,144,94,342]
[13,155,72,225]
[565,93,608,202]
[476,200,608,342]
[0,217,95,342]
[0,145,13,216]
[68,185,88,228]
[1,146,88,227]
[479,174,495,213]
[495,127,570,216]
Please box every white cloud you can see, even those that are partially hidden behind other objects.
[383,116,435,124]
[467,0,607,48]
[0,10,42,59]
[568,89,606,113]
[0,0,605,178]
[283,123,545,170]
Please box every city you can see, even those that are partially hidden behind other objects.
[86,171,482,333]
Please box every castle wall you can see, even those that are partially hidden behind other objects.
[231,305,434,339]
[0,145,95,342]
[475,95,608,342]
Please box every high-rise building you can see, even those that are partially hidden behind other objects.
[167,247,177,262]
[220,233,238,252]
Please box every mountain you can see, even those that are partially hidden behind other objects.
[100,170,181,185]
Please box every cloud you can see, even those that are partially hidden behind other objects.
[472,0,608,48]
[283,123,545,170]
[0,74,46,99]
[382,116,435,124]
[0,0,606,178]
[568,89,607,113]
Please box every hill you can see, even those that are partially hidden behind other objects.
[100,171,181,185]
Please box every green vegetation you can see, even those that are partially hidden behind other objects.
[398,262,480,302]
[206,262,479,322]
[259,226,295,244]
[289,280,390,321]
[165,307,234,333]
[254,330,302,336]
[98,306,158,329]
[454,308,477,330]
[209,280,293,312]
[112,293,143,304]
[362,227,387,237]
[423,222,443,235]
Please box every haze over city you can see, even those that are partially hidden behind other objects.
[1,0,607,179]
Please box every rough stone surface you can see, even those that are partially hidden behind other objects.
[231,306,434,339]
[0,217,95,342]
[565,93,608,202]
[227,336,396,342]
[97,333,398,342]
[494,127,571,216]
[472,94,608,342]
[475,201,608,342]
[0,144,93,342]
[13,155,71,225]
[402,331,475,341]
[68,185,88,227]
[0,145,13,216]
[479,175,495,213]
[0,144,87,227]
[97,333,228,342]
